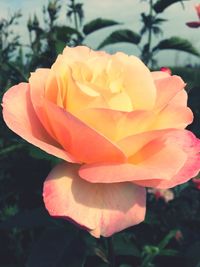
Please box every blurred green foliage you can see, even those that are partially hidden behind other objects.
[98,0,199,67]
[0,0,200,266]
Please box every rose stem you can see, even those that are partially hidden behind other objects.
[107,236,115,267]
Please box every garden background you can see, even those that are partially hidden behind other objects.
[0,0,200,266]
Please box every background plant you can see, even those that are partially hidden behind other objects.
[98,0,200,67]
[0,0,200,267]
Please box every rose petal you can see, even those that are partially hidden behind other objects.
[120,53,157,110]
[52,65,107,113]
[76,108,153,141]
[195,4,200,19]
[118,129,172,157]
[133,131,200,188]
[2,83,77,162]
[160,67,172,75]
[29,69,56,138]
[128,134,187,176]
[108,92,133,112]
[154,75,186,110]
[151,71,170,80]
[169,89,188,107]
[79,135,186,183]
[149,105,193,130]
[43,163,146,237]
[62,46,92,61]
[79,163,164,183]
[79,129,189,183]
[43,99,126,164]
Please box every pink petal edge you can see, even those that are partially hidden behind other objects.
[2,83,77,162]
[134,131,200,189]
[43,163,146,237]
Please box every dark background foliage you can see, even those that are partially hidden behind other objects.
[0,0,200,266]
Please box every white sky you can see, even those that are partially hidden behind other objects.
[0,0,200,66]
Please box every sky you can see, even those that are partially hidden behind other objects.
[0,0,200,66]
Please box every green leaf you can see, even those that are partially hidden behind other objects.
[83,18,120,35]
[113,233,141,257]
[54,26,83,42]
[153,37,200,57]
[158,230,177,250]
[55,40,66,55]
[98,29,141,49]
[154,18,168,24]
[153,0,189,13]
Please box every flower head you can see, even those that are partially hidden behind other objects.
[2,46,200,237]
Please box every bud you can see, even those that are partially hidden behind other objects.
[160,66,172,75]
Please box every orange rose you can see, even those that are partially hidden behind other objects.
[2,46,200,237]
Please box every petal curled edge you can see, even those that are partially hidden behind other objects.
[79,129,187,183]
[151,71,170,80]
[43,163,146,238]
[43,99,126,164]
[154,75,186,111]
[2,83,77,162]
[149,105,193,130]
[29,68,57,139]
[133,131,200,189]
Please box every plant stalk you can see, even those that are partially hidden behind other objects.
[71,0,79,31]
[108,236,115,267]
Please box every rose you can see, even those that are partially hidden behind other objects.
[160,67,172,75]
[2,46,200,237]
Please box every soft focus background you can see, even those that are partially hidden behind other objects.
[0,0,200,267]
[1,0,200,65]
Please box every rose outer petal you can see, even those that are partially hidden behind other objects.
[149,105,193,130]
[79,129,188,183]
[2,83,77,162]
[79,148,186,183]
[133,131,200,189]
[43,99,126,164]
[151,71,170,80]
[43,163,146,238]
[154,75,186,111]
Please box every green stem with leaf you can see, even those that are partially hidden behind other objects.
[71,0,79,31]
[146,0,154,66]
